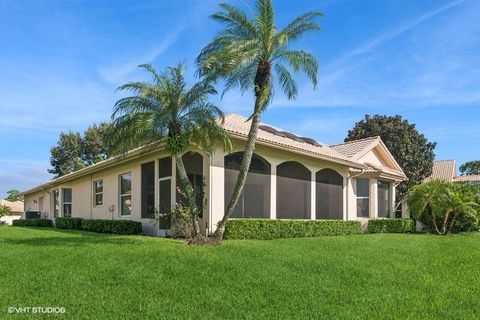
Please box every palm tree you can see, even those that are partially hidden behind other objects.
[0,205,11,218]
[196,0,322,239]
[406,180,478,234]
[110,63,231,238]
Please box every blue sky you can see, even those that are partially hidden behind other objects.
[1,0,479,197]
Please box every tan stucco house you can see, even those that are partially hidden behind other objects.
[22,114,406,236]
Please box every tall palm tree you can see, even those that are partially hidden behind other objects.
[196,0,322,239]
[110,63,231,237]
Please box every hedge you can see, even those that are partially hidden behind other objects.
[224,219,362,240]
[55,217,83,230]
[12,219,53,228]
[367,218,415,233]
[80,219,142,235]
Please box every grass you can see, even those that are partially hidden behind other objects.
[0,227,479,319]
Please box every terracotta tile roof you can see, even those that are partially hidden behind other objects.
[223,114,362,167]
[0,200,24,213]
[424,160,456,182]
[330,136,380,158]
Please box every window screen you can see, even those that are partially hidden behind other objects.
[141,162,155,219]
[224,152,271,218]
[119,173,132,215]
[377,180,391,218]
[316,169,343,219]
[277,161,311,219]
[356,178,369,218]
[62,188,72,217]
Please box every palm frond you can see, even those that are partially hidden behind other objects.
[274,63,297,100]
[280,50,318,87]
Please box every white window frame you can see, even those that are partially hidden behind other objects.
[62,188,72,217]
[93,180,104,207]
[119,173,132,216]
[52,189,60,218]
[356,179,370,218]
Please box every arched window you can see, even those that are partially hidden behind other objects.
[224,152,271,218]
[177,152,204,217]
[277,161,311,219]
[316,168,343,220]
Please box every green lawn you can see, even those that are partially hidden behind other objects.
[0,227,479,319]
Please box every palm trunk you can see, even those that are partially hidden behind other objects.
[213,61,271,241]
[429,206,442,235]
[213,112,262,239]
[175,154,201,237]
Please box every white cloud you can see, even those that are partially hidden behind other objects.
[98,26,185,84]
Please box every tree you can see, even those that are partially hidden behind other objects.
[48,123,114,178]
[5,189,23,202]
[48,131,85,178]
[0,205,12,218]
[196,0,322,240]
[406,180,479,235]
[460,160,480,176]
[345,114,436,202]
[109,63,231,238]
[82,123,114,165]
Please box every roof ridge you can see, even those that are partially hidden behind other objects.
[330,136,380,147]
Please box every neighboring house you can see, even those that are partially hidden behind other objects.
[425,160,480,185]
[21,114,406,236]
[0,199,24,225]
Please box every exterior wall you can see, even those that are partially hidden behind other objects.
[23,137,403,236]
[358,148,389,167]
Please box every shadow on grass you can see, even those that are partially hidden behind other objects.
[4,227,143,247]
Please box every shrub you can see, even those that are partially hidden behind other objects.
[81,219,142,235]
[224,219,362,240]
[452,213,479,233]
[56,217,83,230]
[406,181,480,234]
[368,219,415,233]
[12,219,53,228]
[169,205,193,238]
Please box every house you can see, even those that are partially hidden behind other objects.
[21,114,406,236]
[425,160,480,185]
[0,199,24,225]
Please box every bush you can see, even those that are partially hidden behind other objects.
[81,219,142,235]
[368,219,415,233]
[12,219,53,228]
[224,219,362,240]
[452,213,479,233]
[56,217,83,230]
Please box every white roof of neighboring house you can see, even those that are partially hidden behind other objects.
[21,113,406,195]
[0,199,24,214]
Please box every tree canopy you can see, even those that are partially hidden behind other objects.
[48,123,114,178]
[346,114,436,202]
[5,189,23,202]
[460,160,480,176]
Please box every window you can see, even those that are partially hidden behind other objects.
[62,188,72,217]
[377,180,391,218]
[93,180,103,206]
[277,161,311,219]
[176,153,204,218]
[224,152,271,218]
[356,179,370,218]
[158,157,172,228]
[119,173,132,216]
[52,189,60,218]
[316,169,343,220]
[141,162,155,219]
